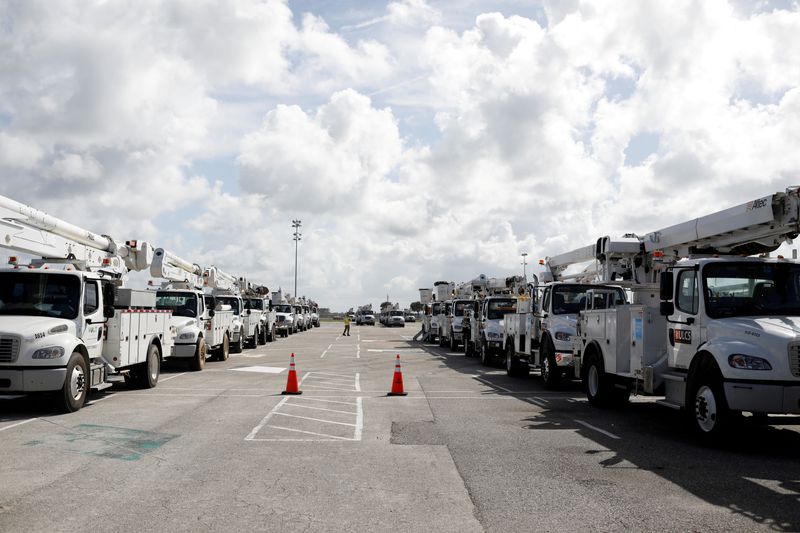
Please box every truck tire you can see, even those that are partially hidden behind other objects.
[583,350,613,406]
[449,331,459,352]
[506,344,529,378]
[231,331,243,354]
[686,356,732,444]
[257,327,266,346]
[57,352,88,413]
[439,332,446,347]
[192,339,207,371]
[134,343,160,389]
[540,338,562,389]
[480,340,492,366]
[219,333,231,360]
[464,339,474,358]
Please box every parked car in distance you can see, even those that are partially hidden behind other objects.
[357,313,376,325]
[405,314,416,322]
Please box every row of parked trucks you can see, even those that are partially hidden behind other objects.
[420,187,800,441]
[0,194,321,412]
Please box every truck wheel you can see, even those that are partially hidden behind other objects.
[540,338,562,389]
[57,352,88,413]
[480,341,492,366]
[256,327,265,346]
[506,344,529,378]
[464,339,474,358]
[271,325,276,341]
[583,351,613,406]
[219,333,231,360]
[191,340,207,371]
[231,331,243,354]
[449,331,459,352]
[686,356,732,443]
[136,343,160,389]
[439,333,446,348]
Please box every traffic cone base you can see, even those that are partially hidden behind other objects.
[283,353,302,395]
[387,354,408,396]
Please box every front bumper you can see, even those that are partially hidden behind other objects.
[724,381,800,414]
[173,343,197,359]
[0,367,67,392]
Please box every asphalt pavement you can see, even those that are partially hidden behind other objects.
[1,323,799,532]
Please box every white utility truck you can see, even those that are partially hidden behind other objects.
[476,277,522,366]
[565,188,800,441]
[205,267,247,353]
[429,281,453,342]
[239,278,274,347]
[418,289,433,340]
[242,285,276,345]
[460,275,488,357]
[504,249,628,386]
[272,290,294,337]
[445,282,480,352]
[0,195,173,412]
[150,248,234,369]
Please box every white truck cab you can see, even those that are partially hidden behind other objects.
[478,295,517,366]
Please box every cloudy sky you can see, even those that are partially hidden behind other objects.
[1,0,799,311]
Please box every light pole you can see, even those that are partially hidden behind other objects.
[292,219,302,297]
[521,252,528,279]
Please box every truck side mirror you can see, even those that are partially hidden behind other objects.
[247,309,252,315]
[102,282,116,307]
[660,301,674,316]
[103,306,115,318]
[209,309,216,317]
[660,271,673,301]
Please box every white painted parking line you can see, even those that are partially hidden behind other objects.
[261,425,354,441]
[311,371,356,378]
[575,419,621,440]
[296,397,359,406]
[355,373,361,392]
[245,397,290,440]
[230,366,286,374]
[159,372,187,383]
[0,418,37,432]
[284,403,358,415]
[273,412,357,427]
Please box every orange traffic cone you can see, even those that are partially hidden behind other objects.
[282,353,302,395]
[387,354,408,396]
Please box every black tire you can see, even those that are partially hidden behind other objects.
[191,339,207,371]
[686,356,732,443]
[540,337,562,389]
[449,331,459,352]
[231,330,243,354]
[465,339,474,358]
[583,350,612,406]
[439,332,446,347]
[257,327,266,346]
[135,343,160,389]
[506,343,529,378]
[480,340,492,366]
[57,352,88,413]
[269,325,276,342]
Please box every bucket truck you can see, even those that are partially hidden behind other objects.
[459,275,488,357]
[475,277,523,366]
[205,267,247,352]
[429,281,453,341]
[272,290,294,338]
[310,301,320,327]
[418,289,433,340]
[150,248,234,369]
[0,195,173,412]
[565,188,800,441]
[503,245,628,386]
[444,282,480,353]
[239,278,275,346]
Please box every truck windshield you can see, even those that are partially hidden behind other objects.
[454,301,477,316]
[551,285,625,315]
[275,304,292,313]
[704,262,800,318]
[248,299,264,310]
[431,303,441,315]
[487,299,516,320]
[156,292,198,318]
[391,311,404,316]
[217,297,240,315]
[0,272,81,319]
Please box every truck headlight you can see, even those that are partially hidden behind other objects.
[554,332,572,342]
[728,354,772,371]
[32,346,65,359]
[179,332,196,340]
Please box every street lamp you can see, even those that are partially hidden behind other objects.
[521,252,528,279]
[292,219,302,297]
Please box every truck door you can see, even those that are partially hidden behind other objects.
[81,279,104,359]
[668,269,701,369]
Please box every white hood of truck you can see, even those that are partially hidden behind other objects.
[0,316,76,339]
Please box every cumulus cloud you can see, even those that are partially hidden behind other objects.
[2,0,800,311]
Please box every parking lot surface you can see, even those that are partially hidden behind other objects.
[2,323,799,532]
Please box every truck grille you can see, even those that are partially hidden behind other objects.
[790,343,800,378]
[0,336,21,363]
